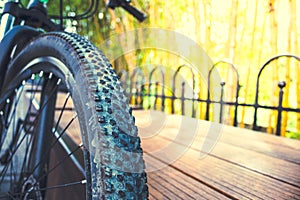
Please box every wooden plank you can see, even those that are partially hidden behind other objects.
[222,124,300,151]
[142,137,300,199]
[148,174,178,200]
[134,110,300,199]
[146,156,231,200]
[151,173,195,199]
[134,110,300,144]
[217,130,300,164]
[133,110,300,164]
[154,132,300,186]
[57,105,300,199]
[134,110,300,185]
[219,125,300,164]
[148,182,164,200]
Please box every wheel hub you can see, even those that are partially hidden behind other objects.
[21,175,42,200]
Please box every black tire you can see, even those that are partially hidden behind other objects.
[0,32,148,199]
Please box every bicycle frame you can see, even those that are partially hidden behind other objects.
[0,1,148,198]
[0,0,146,90]
[0,0,13,40]
[0,0,57,93]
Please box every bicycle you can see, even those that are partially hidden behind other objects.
[0,0,148,199]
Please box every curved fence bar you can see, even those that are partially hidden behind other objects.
[118,69,129,97]
[253,54,300,135]
[148,66,165,111]
[129,67,145,108]
[172,64,196,117]
[119,54,300,138]
[206,61,240,126]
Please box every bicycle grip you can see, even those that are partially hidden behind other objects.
[121,3,146,22]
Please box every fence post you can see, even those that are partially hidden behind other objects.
[181,81,185,115]
[140,84,145,109]
[149,66,165,111]
[205,92,211,121]
[192,91,196,118]
[276,81,286,136]
[147,82,151,109]
[171,82,176,114]
[134,80,139,105]
[172,65,195,117]
[206,72,211,121]
[253,54,300,132]
[118,70,129,97]
[130,68,144,108]
[161,82,165,112]
[219,81,226,123]
[154,82,158,110]
[233,84,241,127]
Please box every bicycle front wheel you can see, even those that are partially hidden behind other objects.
[0,32,148,199]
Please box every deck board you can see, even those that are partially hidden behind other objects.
[56,103,300,199]
[146,155,231,200]
[157,133,300,186]
[134,110,300,199]
[145,143,300,199]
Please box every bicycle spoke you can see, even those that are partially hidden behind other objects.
[0,63,90,200]
[53,92,71,133]
[9,179,86,198]
[19,132,34,183]
[0,110,4,129]
[6,74,41,133]
[38,179,87,191]
[16,75,85,194]
[36,143,84,184]
[0,75,42,161]
[6,85,25,132]
[52,114,78,147]
[28,113,78,180]
[0,73,56,187]
[9,143,84,198]
[0,127,32,181]
[14,75,60,185]
[10,89,19,186]
[0,112,7,151]
[0,76,41,180]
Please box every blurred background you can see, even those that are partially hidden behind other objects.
[42,0,299,139]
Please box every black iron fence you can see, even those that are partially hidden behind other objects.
[118,54,300,137]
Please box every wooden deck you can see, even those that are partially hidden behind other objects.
[133,110,300,200]
[7,92,299,199]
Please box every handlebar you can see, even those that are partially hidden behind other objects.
[2,2,61,31]
[1,0,146,33]
[107,0,146,22]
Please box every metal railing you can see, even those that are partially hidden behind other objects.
[118,54,300,137]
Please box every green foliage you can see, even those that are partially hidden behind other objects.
[286,131,300,140]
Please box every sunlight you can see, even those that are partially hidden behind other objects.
[0,14,9,41]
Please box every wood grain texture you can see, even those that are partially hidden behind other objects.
[134,110,300,199]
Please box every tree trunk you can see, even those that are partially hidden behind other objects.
[268,0,278,134]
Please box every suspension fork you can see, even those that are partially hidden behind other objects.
[29,76,57,184]
[0,26,40,93]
